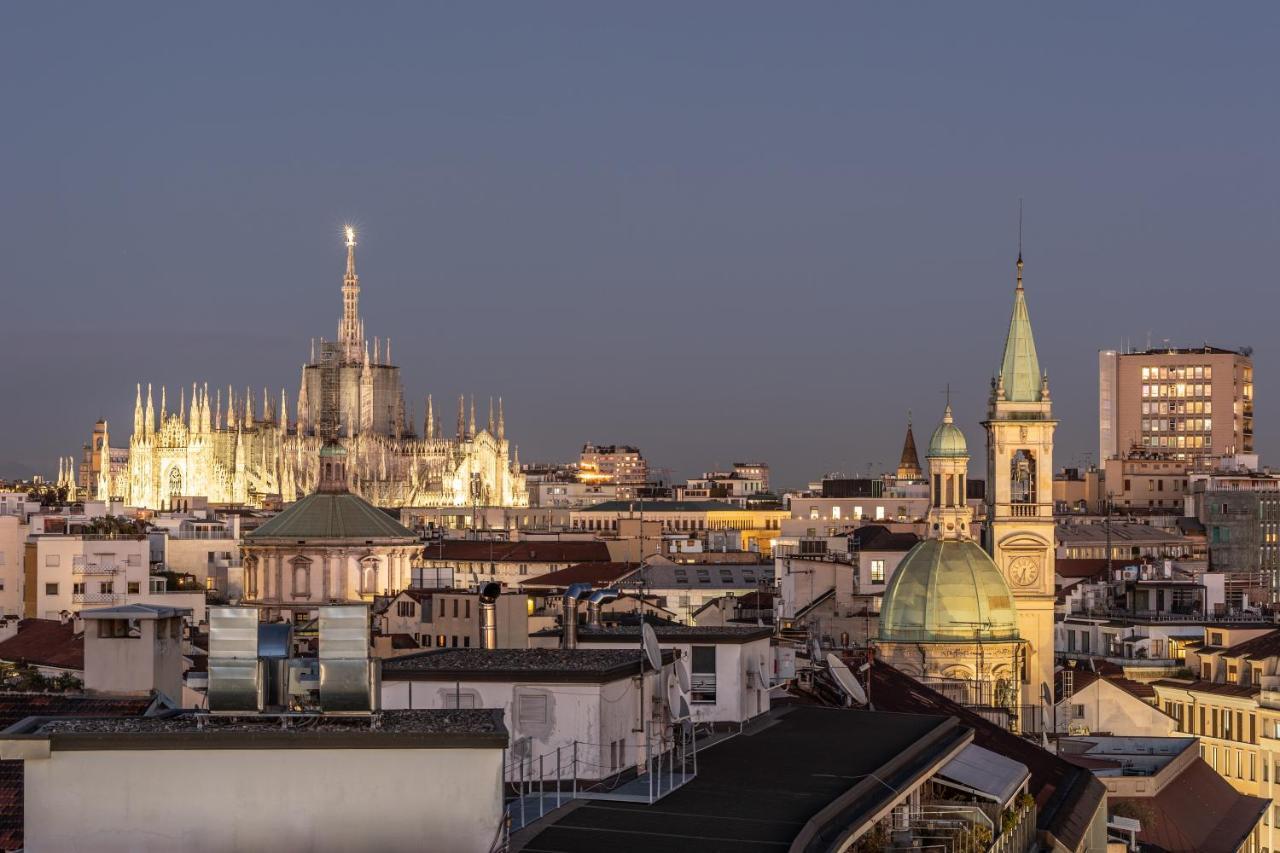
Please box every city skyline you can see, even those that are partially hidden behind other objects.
[3,4,1277,485]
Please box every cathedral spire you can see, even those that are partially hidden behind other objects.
[244,386,253,427]
[215,387,222,431]
[457,395,465,439]
[468,396,476,437]
[226,386,235,431]
[339,226,362,364]
[497,397,505,441]
[425,394,434,440]
[144,383,154,437]
[160,386,167,421]
[280,387,288,431]
[179,386,186,424]
[203,382,212,433]
[133,384,143,437]
[488,397,494,434]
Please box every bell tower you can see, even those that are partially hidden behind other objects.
[983,251,1057,698]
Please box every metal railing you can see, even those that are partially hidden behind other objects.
[166,529,236,540]
[72,564,122,576]
[497,720,697,848]
[72,592,126,604]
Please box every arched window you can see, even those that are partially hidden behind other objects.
[360,557,380,594]
[1011,450,1036,503]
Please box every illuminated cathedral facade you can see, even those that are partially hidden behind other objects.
[111,229,528,510]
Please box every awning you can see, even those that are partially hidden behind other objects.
[935,743,1030,807]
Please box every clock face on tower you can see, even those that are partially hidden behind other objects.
[1008,555,1040,588]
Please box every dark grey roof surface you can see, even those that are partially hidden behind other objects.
[246,492,416,540]
[635,563,772,589]
[28,708,502,737]
[382,648,670,681]
[516,706,965,853]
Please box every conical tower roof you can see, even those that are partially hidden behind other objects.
[998,255,1043,402]
[896,416,923,480]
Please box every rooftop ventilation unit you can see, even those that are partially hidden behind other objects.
[318,605,377,713]
[208,607,263,713]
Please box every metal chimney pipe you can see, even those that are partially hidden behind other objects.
[562,583,593,649]
[478,582,501,650]
[586,588,620,628]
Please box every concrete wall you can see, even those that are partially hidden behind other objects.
[1055,679,1176,737]
[575,637,771,725]
[84,616,185,700]
[22,746,502,853]
[382,677,649,780]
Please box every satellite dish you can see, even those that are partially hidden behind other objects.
[667,678,690,720]
[641,623,662,671]
[826,653,867,706]
[1041,681,1053,706]
[675,657,692,693]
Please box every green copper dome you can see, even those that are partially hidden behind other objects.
[878,539,1019,642]
[927,404,967,458]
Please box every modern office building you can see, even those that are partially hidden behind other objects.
[1099,345,1254,466]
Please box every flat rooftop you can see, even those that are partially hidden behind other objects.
[382,648,673,682]
[1,709,507,750]
[515,705,969,853]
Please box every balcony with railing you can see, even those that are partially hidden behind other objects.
[72,592,126,605]
[72,562,123,576]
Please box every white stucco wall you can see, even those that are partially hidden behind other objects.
[23,746,502,853]
[382,677,652,780]
[574,637,772,725]
[1055,679,1176,737]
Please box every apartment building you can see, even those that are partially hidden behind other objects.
[1099,345,1254,466]
[578,443,647,485]
[1150,627,1280,852]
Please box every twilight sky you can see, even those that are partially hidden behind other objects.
[2,4,1277,487]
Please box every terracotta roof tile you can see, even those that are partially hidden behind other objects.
[519,562,642,588]
[1111,758,1266,852]
[0,620,84,671]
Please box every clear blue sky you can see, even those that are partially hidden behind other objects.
[2,3,1276,486]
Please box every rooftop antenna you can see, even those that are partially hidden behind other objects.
[1018,198,1023,258]
[826,653,868,707]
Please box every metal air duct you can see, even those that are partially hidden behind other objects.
[562,582,593,649]
[479,582,501,650]
[586,588,620,627]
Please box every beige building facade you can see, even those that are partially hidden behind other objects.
[1099,346,1253,467]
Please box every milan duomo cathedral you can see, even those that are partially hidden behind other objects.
[92,229,528,510]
